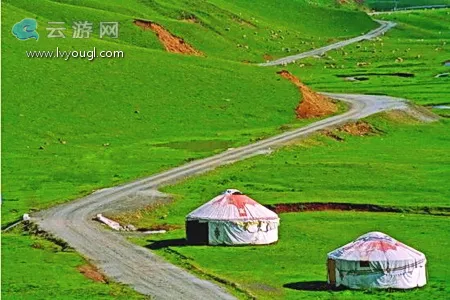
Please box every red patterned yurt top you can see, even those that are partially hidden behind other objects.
[328,232,426,262]
[186,189,279,221]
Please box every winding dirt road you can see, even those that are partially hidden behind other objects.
[259,20,396,67]
[32,21,406,299]
[33,94,410,299]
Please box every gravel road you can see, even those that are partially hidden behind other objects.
[259,20,396,67]
[32,21,404,300]
[33,93,409,299]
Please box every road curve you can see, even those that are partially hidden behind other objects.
[33,93,409,299]
[259,20,396,67]
[32,17,403,300]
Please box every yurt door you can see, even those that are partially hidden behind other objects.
[186,220,209,245]
[327,259,336,285]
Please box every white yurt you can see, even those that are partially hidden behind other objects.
[327,231,427,289]
[185,189,279,245]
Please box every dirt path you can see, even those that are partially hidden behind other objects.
[31,21,405,299]
[259,20,396,66]
[32,93,411,299]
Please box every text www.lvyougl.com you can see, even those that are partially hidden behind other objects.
[25,47,124,61]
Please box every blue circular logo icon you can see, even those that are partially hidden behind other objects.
[12,18,39,41]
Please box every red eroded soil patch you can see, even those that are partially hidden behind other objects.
[134,19,202,56]
[77,264,107,283]
[340,121,376,136]
[278,70,337,118]
[266,202,450,216]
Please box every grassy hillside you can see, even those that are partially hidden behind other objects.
[286,9,450,106]
[116,113,450,229]
[2,1,377,299]
[4,0,376,62]
[116,9,450,229]
[1,0,375,226]
[3,0,448,299]
[2,3,292,226]
[122,9,450,299]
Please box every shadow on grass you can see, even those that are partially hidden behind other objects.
[284,281,426,294]
[146,238,188,250]
[284,281,345,292]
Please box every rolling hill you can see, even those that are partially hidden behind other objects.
[2,1,379,299]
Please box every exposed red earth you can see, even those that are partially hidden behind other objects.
[134,19,203,56]
[278,70,338,118]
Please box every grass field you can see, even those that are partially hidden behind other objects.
[120,9,450,299]
[4,0,376,63]
[131,212,450,299]
[1,0,374,227]
[285,9,450,106]
[1,1,377,299]
[2,229,145,300]
[125,112,450,299]
[115,112,450,229]
[2,1,449,299]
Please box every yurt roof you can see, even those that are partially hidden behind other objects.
[186,189,279,222]
[328,231,426,262]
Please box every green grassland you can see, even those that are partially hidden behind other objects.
[1,1,377,299]
[285,9,450,106]
[132,212,449,299]
[1,0,374,227]
[3,0,377,63]
[2,1,449,299]
[2,229,146,300]
[121,8,450,300]
[10,0,376,62]
[117,112,450,229]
